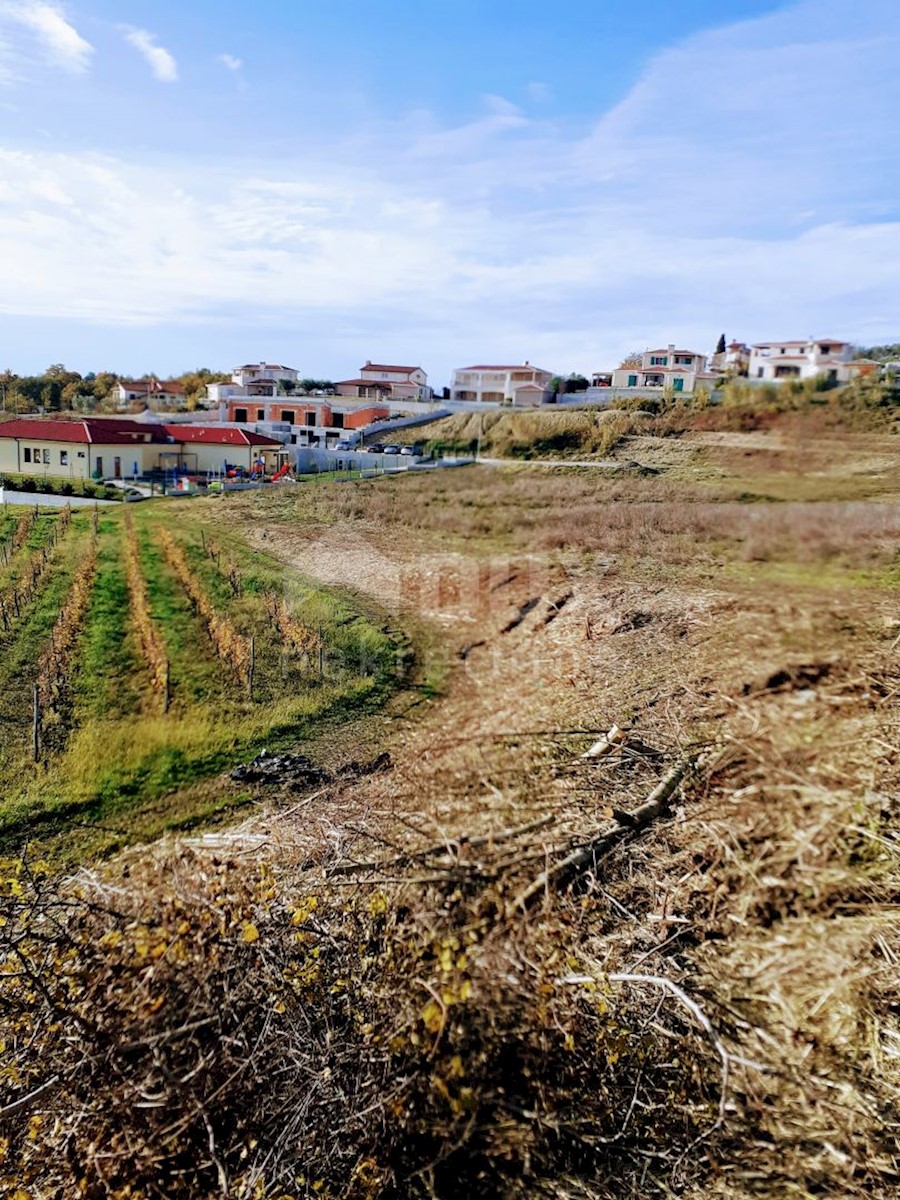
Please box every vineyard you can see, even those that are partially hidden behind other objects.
[0,500,398,859]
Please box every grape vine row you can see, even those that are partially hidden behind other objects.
[0,507,72,633]
[124,515,169,711]
[158,528,252,690]
[36,533,97,744]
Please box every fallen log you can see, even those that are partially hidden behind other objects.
[581,724,627,759]
[509,758,695,913]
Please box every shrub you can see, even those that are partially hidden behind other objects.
[61,482,75,495]
[18,476,37,492]
[81,483,96,498]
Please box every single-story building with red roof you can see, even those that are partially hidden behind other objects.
[0,418,282,480]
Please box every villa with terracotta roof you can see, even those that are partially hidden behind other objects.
[710,341,751,376]
[450,362,554,405]
[0,417,281,480]
[748,339,853,382]
[610,345,716,394]
[335,361,430,402]
[206,362,300,407]
[112,378,187,411]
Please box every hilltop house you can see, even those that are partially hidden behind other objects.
[710,341,751,376]
[0,418,281,480]
[206,362,300,406]
[335,362,431,402]
[113,379,186,410]
[450,363,554,405]
[610,346,716,394]
[748,339,853,382]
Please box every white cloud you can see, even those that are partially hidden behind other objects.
[0,0,897,379]
[218,53,242,71]
[0,1,92,74]
[120,25,178,83]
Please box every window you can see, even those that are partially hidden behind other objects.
[60,451,69,466]
[305,412,316,427]
[332,412,344,429]
[234,408,248,423]
[674,355,693,365]
[42,449,50,464]
[256,409,265,420]
[280,410,294,424]
[650,355,667,366]
[23,448,31,463]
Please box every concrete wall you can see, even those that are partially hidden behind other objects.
[291,446,415,474]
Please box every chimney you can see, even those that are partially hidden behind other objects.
[668,344,675,353]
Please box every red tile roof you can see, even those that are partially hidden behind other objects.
[119,379,185,394]
[751,340,850,349]
[336,378,392,388]
[162,425,279,447]
[0,418,168,445]
[0,418,278,448]
[460,364,551,373]
[361,363,421,374]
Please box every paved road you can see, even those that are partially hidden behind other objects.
[0,487,116,507]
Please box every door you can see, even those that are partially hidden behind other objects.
[673,378,684,392]
[114,456,121,477]
[95,456,103,478]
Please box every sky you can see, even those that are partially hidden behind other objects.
[0,0,897,387]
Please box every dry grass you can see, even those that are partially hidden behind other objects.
[230,469,900,575]
[400,408,648,459]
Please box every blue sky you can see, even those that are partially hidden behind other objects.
[0,0,897,386]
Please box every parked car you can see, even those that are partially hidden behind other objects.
[366,443,385,454]
[399,445,422,457]
[382,445,401,455]
[335,440,353,450]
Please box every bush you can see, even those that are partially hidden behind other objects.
[81,483,96,499]
[61,482,75,495]
[18,476,37,492]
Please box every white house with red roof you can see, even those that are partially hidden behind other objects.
[206,362,300,406]
[710,341,751,376]
[335,361,430,402]
[611,345,716,394]
[748,339,853,382]
[450,362,554,404]
[112,378,187,410]
[0,418,281,481]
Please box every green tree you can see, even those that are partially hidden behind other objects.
[715,333,726,355]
